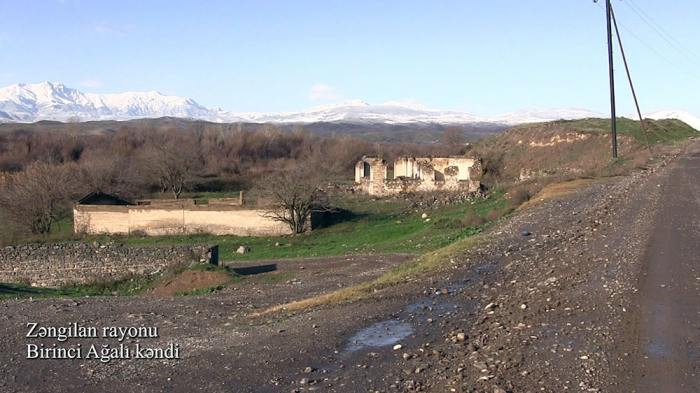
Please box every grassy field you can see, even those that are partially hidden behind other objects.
[121,193,506,262]
[0,214,76,247]
[256,235,486,316]
[0,190,507,302]
[558,117,697,146]
[0,273,155,300]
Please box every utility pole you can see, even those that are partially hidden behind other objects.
[605,0,618,158]
[610,4,652,154]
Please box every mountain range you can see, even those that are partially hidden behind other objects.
[0,82,698,130]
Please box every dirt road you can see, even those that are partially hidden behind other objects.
[632,143,700,392]
[1,140,699,392]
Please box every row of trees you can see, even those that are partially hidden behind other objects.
[0,123,466,177]
[0,123,467,236]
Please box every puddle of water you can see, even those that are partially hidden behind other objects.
[336,262,497,360]
[343,320,413,355]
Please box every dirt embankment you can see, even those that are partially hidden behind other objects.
[469,118,692,182]
[144,270,232,297]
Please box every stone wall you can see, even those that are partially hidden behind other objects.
[74,205,292,237]
[0,242,218,288]
[382,178,479,195]
[356,155,483,196]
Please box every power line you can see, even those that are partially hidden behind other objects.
[622,0,700,68]
[594,2,700,79]
[625,0,700,63]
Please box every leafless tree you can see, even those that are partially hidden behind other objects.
[0,162,80,235]
[442,126,465,147]
[146,129,204,199]
[78,149,146,200]
[254,163,333,234]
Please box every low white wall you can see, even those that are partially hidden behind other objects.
[74,205,292,237]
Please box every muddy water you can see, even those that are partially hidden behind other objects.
[344,320,414,354]
[336,262,490,359]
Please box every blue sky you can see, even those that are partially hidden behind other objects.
[1,0,699,115]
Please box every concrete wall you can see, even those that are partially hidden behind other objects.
[0,243,218,288]
[74,206,131,235]
[74,205,292,237]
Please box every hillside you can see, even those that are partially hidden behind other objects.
[469,117,697,181]
[0,117,505,143]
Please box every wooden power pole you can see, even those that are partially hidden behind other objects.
[605,0,618,158]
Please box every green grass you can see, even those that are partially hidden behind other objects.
[559,117,697,145]
[175,285,227,296]
[0,213,78,247]
[255,235,487,315]
[0,273,156,300]
[0,263,242,300]
[122,193,506,262]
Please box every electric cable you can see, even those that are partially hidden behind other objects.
[594,2,700,79]
[622,0,700,68]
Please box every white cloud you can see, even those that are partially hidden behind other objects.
[309,84,340,101]
[80,80,103,88]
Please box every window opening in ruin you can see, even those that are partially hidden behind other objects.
[363,162,371,178]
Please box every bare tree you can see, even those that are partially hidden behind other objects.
[254,163,333,234]
[146,129,204,199]
[78,149,146,200]
[0,162,80,235]
[442,126,464,148]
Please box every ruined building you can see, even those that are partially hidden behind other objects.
[355,156,483,196]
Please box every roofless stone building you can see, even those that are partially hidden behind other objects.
[355,155,483,196]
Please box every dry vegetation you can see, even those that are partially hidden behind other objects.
[0,123,467,239]
[0,117,692,241]
[468,117,694,184]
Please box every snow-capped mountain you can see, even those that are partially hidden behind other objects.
[0,82,696,130]
[215,99,606,125]
[0,82,214,122]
